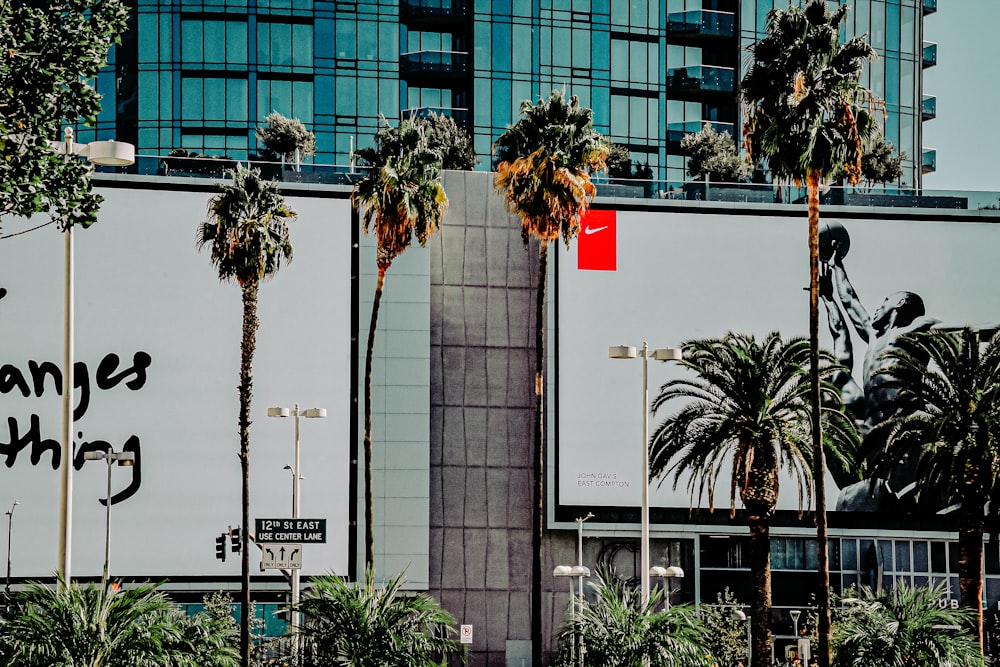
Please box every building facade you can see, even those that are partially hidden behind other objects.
[84,0,936,188]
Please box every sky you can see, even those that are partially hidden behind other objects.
[921,1,1000,192]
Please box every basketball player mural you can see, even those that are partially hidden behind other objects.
[819,221,941,513]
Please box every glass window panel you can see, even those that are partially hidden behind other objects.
[181,21,204,62]
[512,25,532,72]
[181,79,203,119]
[336,21,356,59]
[949,542,960,574]
[552,28,572,67]
[573,28,590,69]
[493,24,512,72]
[204,78,225,119]
[914,575,928,588]
[931,542,947,573]
[885,55,899,105]
[293,24,312,66]
[229,78,247,121]
[258,22,270,63]
[987,578,1000,609]
[204,22,225,63]
[358,21,377,60]
[886,3,900,53]
[913,541,928,572]
[228,22,248,64]
[894,542,911,572]
[842,573,857,591]
[271,24,293,66]
[841,539,857,571]
[139,71,158,118]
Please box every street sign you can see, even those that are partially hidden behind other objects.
[460,625,473,645]
[254,518,326,543]
[260,543,302,570]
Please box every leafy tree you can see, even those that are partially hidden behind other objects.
[680,123,751,183]
[493,89,609,667]
[352,116,448,569]
[255,111,317,166]
[0,574,209,667]
[832,582,983,667]
[552,570,712,667]
[412,111,478,171]
[197,165,296,667]
[0,0,129,231]
[698,588,750,667]
[859,134,905,187]
[868,328,1000,650]
[648,332,856,667]
[295,567,465,667]
[605,142,653,181]
[741,3,879,662]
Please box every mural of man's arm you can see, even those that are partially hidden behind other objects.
[830,253,873,345]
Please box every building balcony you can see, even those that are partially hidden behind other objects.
[666,10,735,40]
[923,0,937,15]
[922,41,937,68]
[401,106,470,129]
[922,148,936,174]
[399,50,470,82]
[666,65,735,95]
[922,95,936,121]
[399,0,469,27]
[666,120,736,148]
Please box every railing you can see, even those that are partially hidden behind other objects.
[666,10,735,38]
[399,0,469,21]
[922,41,938,67]
[399,50,471,77]
[666,120,736,146]
[665,65,735,93]
[922,95,936,121]
[922,148,937,174]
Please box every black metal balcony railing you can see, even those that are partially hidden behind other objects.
[922,95,937,121]
[922,148,937,174]
[666,65,735,93]
[666,10,735,38]
[399,50,470,78]
[401,106,470,128]
[923,0,937,15]
[666,120,736,147]
[399,0,469,21]
[923,41,937,67]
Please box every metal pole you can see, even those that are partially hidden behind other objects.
[641,342,650,606]
[103,455,112,586]
[5,501,18,596]
[57,126,75,586]
[291,405,301,660]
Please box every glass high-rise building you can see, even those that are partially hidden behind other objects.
[88,0,936,187]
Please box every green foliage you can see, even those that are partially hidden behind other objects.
[0,0,129,230]
[411,112,478,171]
[699,589,750,667]
[859,134,905,186]
[0,573,222,667]
[255,111,317,163]
[197,165,296,285]
[551,570,713,667]
[295,567,465,667]
[832,582,984,667]
[680,124,751,183]
[606,143,653,181]
[742,0,880,185]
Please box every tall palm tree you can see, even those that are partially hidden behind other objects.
[294,566,465,667]
[648,332,856,667]
[197,164,295,667]
[833,581,984,667]
[552,571,712,667]
[0,573,221,667]
[493,89,609,667]
[742,3,879,663]
[867,328,1000,650]
[352,116,449,570]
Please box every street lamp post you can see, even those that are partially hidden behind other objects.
[52,127,135,584]
[734,608,752,665]
[649,565,684,609]
[83,449,135,585]
[5,500,19,596]
[608,342,682,605]
[268,404,326,659]
[553,563,591,667]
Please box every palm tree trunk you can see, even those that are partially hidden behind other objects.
[747,511,772,667]
[807,169,832,667]
[364,267,386,571]
[239,279,259,667]
[958,489,985,650]
[531,240,548,667]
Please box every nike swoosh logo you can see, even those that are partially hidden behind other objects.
[584,225,609,235]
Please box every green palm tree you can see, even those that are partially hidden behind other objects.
[492,89,609,666]
[741,3,880,662]
[352,116,449,571]
[552,571,711,667]
[294,566,464,667]
[832,582,983,667]
[867,328,1000,650]
[0,574,225,667]
[648,332,855,667]
[197,165,296,667]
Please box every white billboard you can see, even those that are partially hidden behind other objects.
[0,184,352,578]
[556,207,1000,517]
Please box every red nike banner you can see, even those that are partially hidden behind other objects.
[577,209,617,271]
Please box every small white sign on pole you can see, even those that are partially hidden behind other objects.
[260,543,302,570]
[460,624,473,644]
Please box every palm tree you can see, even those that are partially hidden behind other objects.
[833,581,984,667]
[294,566,465,667]
[552,570,711,667]
[492,89,609,667]
[352,116,449,571]
[867,328,1000,650]
[0,573,223,667]
[197,164,296,667]
[648,332,856,667]
[741,3,880,663]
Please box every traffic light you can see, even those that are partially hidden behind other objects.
[230,526,241,553]
[215,533,227,561]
